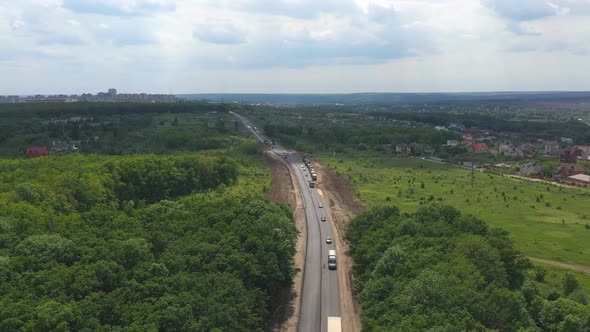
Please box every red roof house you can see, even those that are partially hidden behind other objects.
[26,146,49,158]
[463,141,489,153]
[462,133,474,140]
[472,143,489,152]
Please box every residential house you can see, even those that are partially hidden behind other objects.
[434,126,448,131]
[543,141,560,156]
[557,165,586,177]
[517,143,536,158]
[477,136,496,142]
[566,174,590,187]
[448,123,466,131]
[462,133,474,140]
[50,140,78,155]
[382,144,392,152]
[498,144,524,158]
[464,141,489,153]
[446,140,459,147]
[560,147,578,163]
[26,146,49,158]
[561,137,574,144]
[577,146,590,161]
[518,162,542,176]
[559,146,589,163]
[472,142,489,153]
[396,144,412,155]
[494,163,512,168]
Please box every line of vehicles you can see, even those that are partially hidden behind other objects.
[302,156,318,187]
[301,156,337,270]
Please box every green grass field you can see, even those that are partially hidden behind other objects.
[320,153,590,267]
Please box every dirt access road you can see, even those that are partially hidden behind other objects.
[266,150,364,332]
[528,257,590,274]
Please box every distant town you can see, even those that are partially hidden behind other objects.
[0,88,181,103]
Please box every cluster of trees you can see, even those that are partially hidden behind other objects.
[347,204,590,331]
[0,154,297,330]
[262,123,461,154]
[370,111,590,143]
[0,103,242,157]
[0,102,231,119]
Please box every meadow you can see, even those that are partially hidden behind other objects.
[319,153,590,290]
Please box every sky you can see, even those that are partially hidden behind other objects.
[1,0,590,94]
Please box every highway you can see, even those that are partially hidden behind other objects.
[231,112,341,332]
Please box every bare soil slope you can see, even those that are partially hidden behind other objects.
[265,151,306,332]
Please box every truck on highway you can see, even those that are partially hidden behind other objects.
[310,172,317,181]
[328,317,342,332]
[308,180,316,188]
[328,250,337,270]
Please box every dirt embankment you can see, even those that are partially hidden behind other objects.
[314,162,365,332]
[266,151,297,209]
[265,151,306,332]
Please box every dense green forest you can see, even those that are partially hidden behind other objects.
[0,153,297,331]
[367,111,590,144]
[0,103,251,157]
[243,105,590,156]
[347,204,590,331]
[262,122,461,153]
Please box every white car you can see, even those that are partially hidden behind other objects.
[319,203,323,208]
[326,236,332,244]
[321,216,326,222]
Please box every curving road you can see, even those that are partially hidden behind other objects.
[231,112,341,332]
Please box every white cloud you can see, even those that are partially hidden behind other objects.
[0,0,589,94]
[193,21,248,44]
[62,0,176,16]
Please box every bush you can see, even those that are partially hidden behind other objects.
[561,272,580,296]
[534,266,547,282]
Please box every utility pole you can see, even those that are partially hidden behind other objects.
[471,161,475,187]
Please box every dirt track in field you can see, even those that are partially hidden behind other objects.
[528,256,590,274]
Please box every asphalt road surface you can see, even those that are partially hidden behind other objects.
[231,112,341,332]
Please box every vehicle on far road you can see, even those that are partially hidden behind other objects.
[321,216,326,222]
[328,250,337,270]
[319,203,323,208]
[326,236,332,244]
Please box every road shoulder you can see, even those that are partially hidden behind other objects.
[265,151,307,332]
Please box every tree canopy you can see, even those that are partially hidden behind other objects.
[346,204,590,331]
[0,154,297,331]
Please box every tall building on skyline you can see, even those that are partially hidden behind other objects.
[108,88,117,98]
